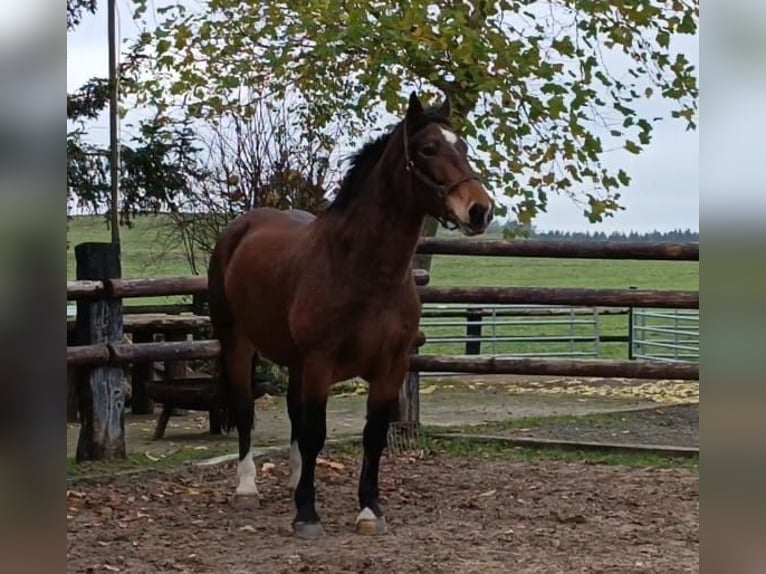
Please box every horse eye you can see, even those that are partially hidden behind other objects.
[420,143,438,157]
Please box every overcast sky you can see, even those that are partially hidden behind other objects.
[67,2,699,233]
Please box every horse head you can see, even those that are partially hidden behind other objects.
[402,92,495,236]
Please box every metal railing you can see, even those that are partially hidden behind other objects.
[418,303,617,376]
[418,303,701,375]
[629,308,699,363]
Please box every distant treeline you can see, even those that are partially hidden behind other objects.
[491,221,698,243]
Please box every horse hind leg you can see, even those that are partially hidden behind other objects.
[286,365,303,492]
[222,338,258,499]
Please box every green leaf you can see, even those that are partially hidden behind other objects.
[617,169,631,186]
[551,36,576,58]
[157,38,171,55]
[678,12,697,34]
[548,95,565,119]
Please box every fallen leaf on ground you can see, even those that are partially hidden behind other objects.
[316,458,345,471]
[477,489,497,498]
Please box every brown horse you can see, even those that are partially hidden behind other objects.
[207,92,494,539]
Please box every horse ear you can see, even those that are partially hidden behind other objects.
[439,94,452,118]
[407,91,423,118]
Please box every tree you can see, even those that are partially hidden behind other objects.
[154,100,334,275]
[67,1,201,226]
[67,1,107,219]
[67,0,97,31]
[67,2,336,239]
[126,0,698,227]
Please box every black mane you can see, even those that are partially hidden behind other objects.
[327,108,452,211]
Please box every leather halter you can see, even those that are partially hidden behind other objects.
[402,117,482,229]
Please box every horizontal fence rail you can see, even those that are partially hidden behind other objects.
[67,314,210,333]
[69,279,697,309]
[416,238,699,261]
[67,341,698,380]
[419,286,698,309]
[69,282,697,310]
[67,344,111,366]
[410,354,699,380]
[110,276,208,298]
[67,269,431,301]
[66,280,105,299]
[422,306,629,318]
[68,331,426,367]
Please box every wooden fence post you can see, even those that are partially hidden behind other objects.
[193,292,223,435]
[465,309,483,355]
[396,347,421,438]
[152,331,189,440]
[67,328,79,422]
[130,330,154,414]
[74,242,126,461]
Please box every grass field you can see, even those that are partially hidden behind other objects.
[67,215,698,360]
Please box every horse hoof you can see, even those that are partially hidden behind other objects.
[293,521,325,540]
[231,492,259,509]
[355,516,387,536]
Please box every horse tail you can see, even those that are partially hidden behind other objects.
[207,217,251,433]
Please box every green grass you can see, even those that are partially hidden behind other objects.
[423,410,631,436]
[67,215,192,280]
[66,442,235,480]
[67,215,699,359]
[66,431,695,482]
[329,434,697,469]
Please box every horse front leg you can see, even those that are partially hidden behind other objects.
[356,361,407,535]
[292,356,331,539]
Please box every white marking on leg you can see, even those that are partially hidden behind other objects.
[439,126,459,145]
[355,507,377,524]
[236,451,259,496]
[288,440,302,490]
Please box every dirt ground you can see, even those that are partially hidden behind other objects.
[67,375,694,460]
[500,403,699,448]
[67,448,699,574]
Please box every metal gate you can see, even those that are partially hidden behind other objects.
[418,303,608,376]
[629,308,699,363]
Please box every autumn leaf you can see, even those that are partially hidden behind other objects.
[316,458,345,471]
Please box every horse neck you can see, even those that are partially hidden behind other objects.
[331,167,424,286]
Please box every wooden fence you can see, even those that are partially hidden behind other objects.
[67,239,699,461]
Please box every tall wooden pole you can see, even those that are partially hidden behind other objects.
[108,0,120,244]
